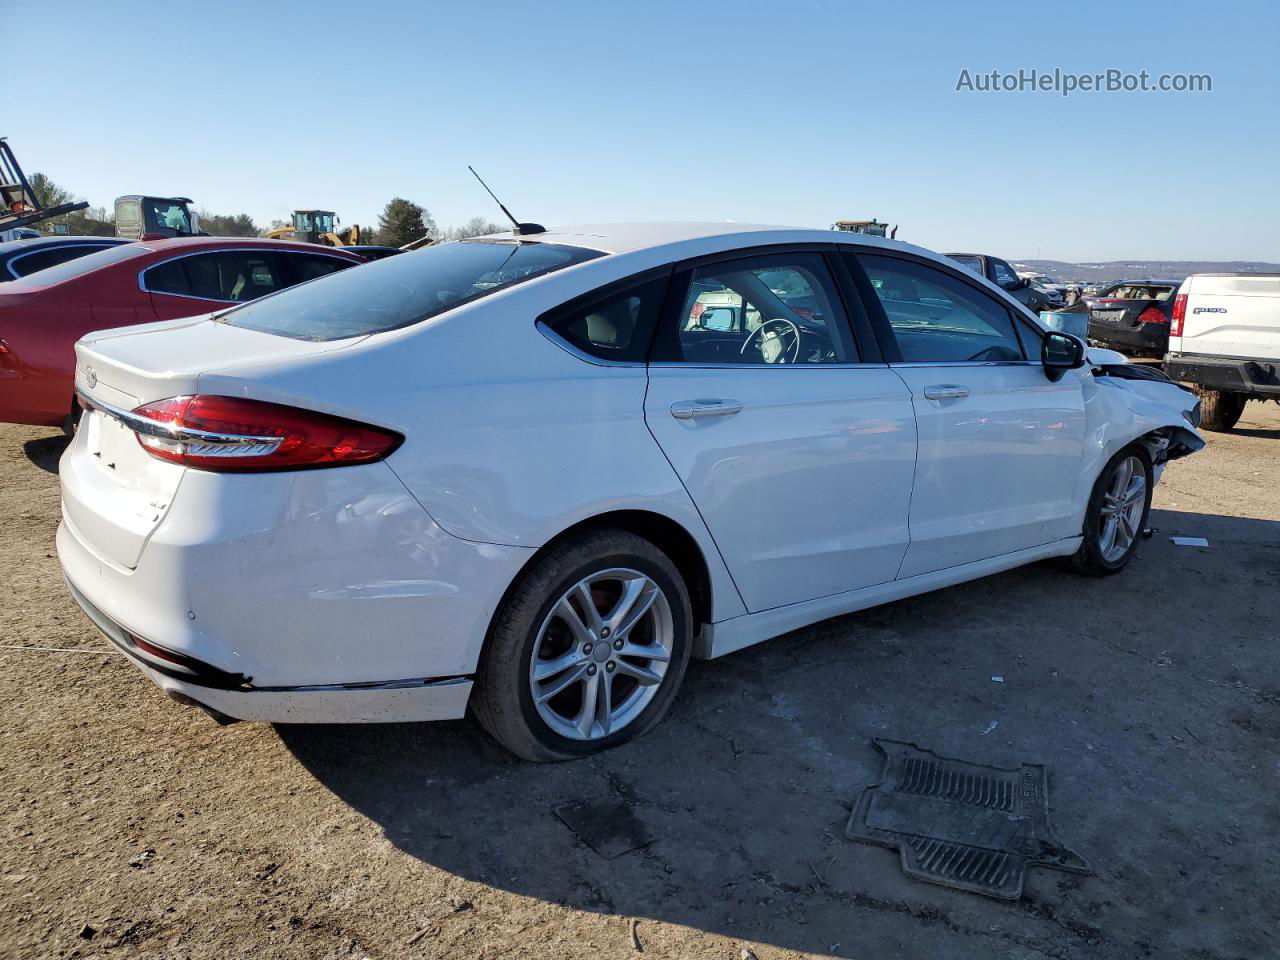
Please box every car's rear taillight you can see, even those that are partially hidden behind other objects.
[1136,306,1167,326]
[1170,293,1187,337]
[128,395,402,472]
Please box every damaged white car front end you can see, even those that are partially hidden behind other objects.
[1080,346,1205,487]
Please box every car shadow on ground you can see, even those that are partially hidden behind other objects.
[22,434,69,474]
[278,508,1280,958]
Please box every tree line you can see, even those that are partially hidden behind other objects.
[25,173,504,246]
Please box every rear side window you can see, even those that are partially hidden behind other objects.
[222,240,604,341]
[654,252,856,364]
[145,252,284,302]
[544,274,669,363]
[859,254,1026,363]
[9,244,114,278]
[947,254,983,276]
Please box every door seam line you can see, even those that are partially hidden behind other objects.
[641,370,751,614]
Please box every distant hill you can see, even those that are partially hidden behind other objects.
[1013,259,1280,286]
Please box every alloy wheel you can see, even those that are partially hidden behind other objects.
[1098,455,1146,563]
[528,568,674,741]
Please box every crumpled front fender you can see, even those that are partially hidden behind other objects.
[1071,366,1204,512]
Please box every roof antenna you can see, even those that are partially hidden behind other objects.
[468,166,545,236]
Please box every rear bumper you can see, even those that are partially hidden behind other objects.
[1163,354,1280,397]
[1087,319,1169,354]
[62,560,474,723]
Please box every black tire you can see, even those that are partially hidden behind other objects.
[1070,444,1153,577]
[62,399,82,436]
[471,529,693,762]
[1196,388,1245,432]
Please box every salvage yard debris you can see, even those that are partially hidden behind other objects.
[846,739,1091,899]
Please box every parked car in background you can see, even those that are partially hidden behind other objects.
[1165,272,1280,431]
[1084,280,1182,358]
[946,253,1060,312]
[0,237,362,430]
[0,236,132,282]
[58,223,1202,761]
[1018,271,1066,294]
[0,226,41,243]
[342,245,404,261]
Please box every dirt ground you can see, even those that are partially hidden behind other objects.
[2,403,1278,960]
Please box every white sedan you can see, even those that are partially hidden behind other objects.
[57,223,1203,760]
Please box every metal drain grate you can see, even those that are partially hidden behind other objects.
[846,739,1091,899]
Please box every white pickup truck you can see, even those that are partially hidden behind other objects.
[1164,273,1280,431]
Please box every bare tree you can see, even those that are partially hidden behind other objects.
[444,217,504,241]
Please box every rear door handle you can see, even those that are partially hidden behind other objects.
[670,398,744,420]
[922,384,970,400]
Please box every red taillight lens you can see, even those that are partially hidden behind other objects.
[1136,306,1167,326]
[1170,293,1187,337]
[130,395,402,472]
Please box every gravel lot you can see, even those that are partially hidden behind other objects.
[2,404,1278,960]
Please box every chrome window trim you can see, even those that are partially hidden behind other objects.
[887,360,1044,369]
[136,247,355,302]
[647,361,892,370]
[76,389,282,447]
[7,242,117,280]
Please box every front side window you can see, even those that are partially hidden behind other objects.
[664,252,854,364]
[859,254,1027,363]
[146,201,194,236]
[545,274,668,363]
[222,240,603,342]
[991,259,1020,289]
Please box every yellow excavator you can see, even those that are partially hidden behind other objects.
[266,210,361,246]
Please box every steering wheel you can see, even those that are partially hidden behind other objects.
[741,317,802,364]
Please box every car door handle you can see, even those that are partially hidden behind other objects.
[670,399,744,420]
[922,384,971,400]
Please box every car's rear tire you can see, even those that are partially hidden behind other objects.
[1070,444,1153,577]
[471,529,693,762]
[62,399,82,436]
[1195,388,1245,432]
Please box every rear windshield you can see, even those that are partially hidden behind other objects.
[10,242,148,286]
[221,239,605,341]
[1104,284,1176,301]
[948,254,983,275]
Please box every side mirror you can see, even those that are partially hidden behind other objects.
[1042,331,1086,381]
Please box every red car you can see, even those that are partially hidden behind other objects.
[0,237,364,429]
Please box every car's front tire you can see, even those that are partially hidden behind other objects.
[1070,444,1153,577]
[471,529,693,761]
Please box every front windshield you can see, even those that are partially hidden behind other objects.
[315,213,334,233]
[222,239,604,341]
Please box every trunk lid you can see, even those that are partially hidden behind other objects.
[62,317,363,569]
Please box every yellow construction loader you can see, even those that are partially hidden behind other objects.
[266,210,361,246]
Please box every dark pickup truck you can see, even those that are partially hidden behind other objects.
[1085,280,1182,358]
[944,253,1061,313]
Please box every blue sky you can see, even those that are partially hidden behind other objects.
[11,0,1278,260]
